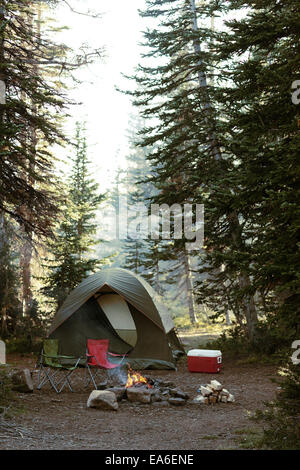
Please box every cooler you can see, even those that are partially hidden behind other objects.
[187,349,222,373]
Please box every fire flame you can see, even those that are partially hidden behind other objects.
[125,367,152,388]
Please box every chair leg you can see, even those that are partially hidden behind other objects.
[56,358,81,393]
[37,365,60,393]
[84,363,94,388]
[85,364,107,390]
[56,371,75,393]
[86,364,98,390]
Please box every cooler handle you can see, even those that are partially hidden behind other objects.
[217,356,222,363]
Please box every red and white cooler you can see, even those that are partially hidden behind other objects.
[187,349,222,373]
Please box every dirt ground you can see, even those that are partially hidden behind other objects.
[0,352,278,451]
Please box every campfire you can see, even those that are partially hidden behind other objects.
[125,367,152,389]
[87,373,237,410]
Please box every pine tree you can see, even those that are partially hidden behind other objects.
[0,214,21,337]
[126,0,290,339]
[123,0,222,322]
[120,113,165,287]
[207,0,300,342]
[0,0,68,237]
[42,123,106,311]
[161,240,199,323]
[253,359,300,449]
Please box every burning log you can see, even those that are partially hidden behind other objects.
[125,368,152,389]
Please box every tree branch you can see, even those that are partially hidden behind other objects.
[61,0,102,19]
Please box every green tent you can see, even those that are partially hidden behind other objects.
[48,268,183,370]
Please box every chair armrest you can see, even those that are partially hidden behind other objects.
[43,353,79,359]
[108,352,127,357]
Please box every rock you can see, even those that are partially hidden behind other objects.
[153,400,170,407]
[152,400,170,407]
[158,380,175,388]
[106,387,126,401]
[87,390,118,411]
[126,386,153,404]
[151,392,162,403]
[11,369,33,393]
[192,395,206,405]
[168,397,186,406]
[169,389,189,400]
[96,380,108,390]
[200,386,212,397]
[210,380,223,391]
[227,393,235,403]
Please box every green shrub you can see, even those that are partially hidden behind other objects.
[250,322,292,355]
[205,325,249,355]
[174,314,194,330]
[205,322,291,359]
[251,360,300,450]
[174,314,216,332]
[6,336,42,354]
[0,367,13,411]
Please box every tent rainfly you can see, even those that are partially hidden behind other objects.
[48,268,184,370]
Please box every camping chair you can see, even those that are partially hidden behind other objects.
[85,339,128,390]
[37,339,82,393]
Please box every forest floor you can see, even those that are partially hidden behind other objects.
[1,335,279,451]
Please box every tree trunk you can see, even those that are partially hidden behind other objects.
[1,305,8,337]
[19,3,41,317]
[183,250,197,324]
[188,0,258,338]
[202,304,211,324]
[155,261,162,296]
[0,3,6,121]
[230,212,258,340]
[154,243,162,295]
[0,213,8,336]
[20,236,33,317]
[238,272,258,342]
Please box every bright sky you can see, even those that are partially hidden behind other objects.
[52,0,242,192]
[49,0,243,251]
[54,0,146,189]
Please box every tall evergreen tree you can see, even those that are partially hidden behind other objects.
[42,122,106,311]
[125,0,289,339]
[0,0,68,237]
[134,0,300,343]
[202,0,300,343]
[0,0,103,324]
[120,114,165,288]
[0,214,21,337]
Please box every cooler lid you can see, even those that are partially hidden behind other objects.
[187,349,222,357]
